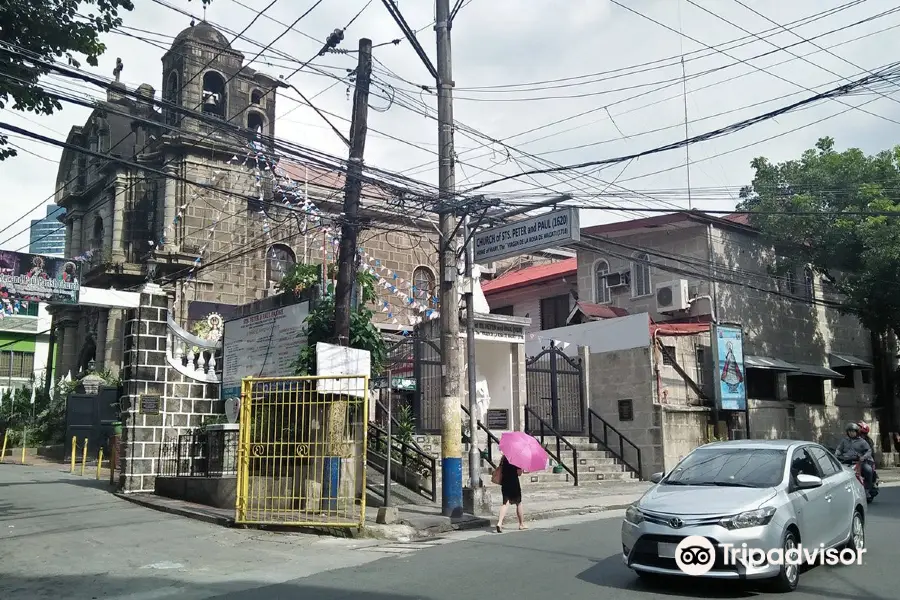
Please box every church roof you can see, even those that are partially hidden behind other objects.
[173,21,230,49]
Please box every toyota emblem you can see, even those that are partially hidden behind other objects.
[669,517,684,528]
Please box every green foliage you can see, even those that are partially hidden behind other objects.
[0,379,77,447]
[737,137,900,337]
[0,0,138,160]
[295,267,386,376]
[394,404,415,445]
[276,262,322,296]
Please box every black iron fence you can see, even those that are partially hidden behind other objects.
[158,429,238,478]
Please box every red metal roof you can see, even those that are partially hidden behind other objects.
[573,301,629,319]
[481,258,577,295]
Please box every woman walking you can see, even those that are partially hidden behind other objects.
[495,454,526,532]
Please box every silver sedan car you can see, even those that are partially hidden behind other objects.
[622,440,867,592]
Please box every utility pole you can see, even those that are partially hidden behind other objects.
[463,216,481,500]
[333,38,373,343]
[436,0,463,517]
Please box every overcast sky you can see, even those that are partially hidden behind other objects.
[2,0,900,253]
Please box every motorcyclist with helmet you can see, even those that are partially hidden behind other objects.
[857,421,879,484]
[835,422,876,499]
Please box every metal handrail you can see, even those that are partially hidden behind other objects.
[374,398,424,453]
[366,421,437,502]
[459,404,500,468]
[587,408,643,479]
[524,405,579,486]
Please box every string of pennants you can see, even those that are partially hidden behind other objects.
[246,143,438,333]
[112,140,433,333]
[526,332,572,350]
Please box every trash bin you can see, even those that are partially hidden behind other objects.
[99,420,122,453]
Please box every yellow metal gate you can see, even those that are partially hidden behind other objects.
[235,375,369,527]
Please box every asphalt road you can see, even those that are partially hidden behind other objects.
[2,464,898,599]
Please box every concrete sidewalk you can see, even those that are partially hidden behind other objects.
[116,480,652,541]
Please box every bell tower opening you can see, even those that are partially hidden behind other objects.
[251,89,263,105]
[201,71,227,118]
[247,112,265,138]
[165,71,180,126]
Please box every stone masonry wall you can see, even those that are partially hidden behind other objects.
[118,285,222,493]
[170,156,440,334]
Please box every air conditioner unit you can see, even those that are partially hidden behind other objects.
[604,271,630,288]
[655,279,690,313]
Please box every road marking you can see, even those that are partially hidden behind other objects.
[141,561,185,570]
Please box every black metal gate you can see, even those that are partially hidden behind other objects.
[385,335,442,432]
[526,342,585,434]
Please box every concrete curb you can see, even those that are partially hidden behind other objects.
[115,493,236,527]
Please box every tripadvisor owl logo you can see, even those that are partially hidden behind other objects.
[674,536,864,575]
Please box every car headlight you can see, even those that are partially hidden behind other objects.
[624,504,644,525]
[720,506,776,530]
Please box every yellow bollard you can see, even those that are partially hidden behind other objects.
[1,430,7,463]
[70,436,77,473]
[96,448,103,480]
[21,429,26,464]
[80,438,88,476]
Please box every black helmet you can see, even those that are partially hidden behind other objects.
[846,422,859,432]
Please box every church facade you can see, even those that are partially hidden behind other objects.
[50,20,442,381]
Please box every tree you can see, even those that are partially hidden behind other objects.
[0,0,213,160]
[737,137,900,339]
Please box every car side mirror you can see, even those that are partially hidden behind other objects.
[649,472,664,484]
[795,474,823,489]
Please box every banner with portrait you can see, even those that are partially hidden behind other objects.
[0,251,80,305]
[711,323,747,411]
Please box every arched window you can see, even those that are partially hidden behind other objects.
[595,260,610,304]
[267,244,296,286]
[247,111,265,137]
[91,216,104,250]
[804,267,815,301]
[201,71,227,118]
[165,71,180,126]
[413,266,436,297]
[632,252,651,297]
[784,270,796,294]
[250,89,263,105]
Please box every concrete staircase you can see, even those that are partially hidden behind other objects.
[431,436,641,506]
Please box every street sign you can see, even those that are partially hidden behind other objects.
[472,207,580,263]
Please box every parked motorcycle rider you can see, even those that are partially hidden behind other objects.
[836,423,875,497]
[857,420,879,483]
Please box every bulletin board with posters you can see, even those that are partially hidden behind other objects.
[0,251,80,305]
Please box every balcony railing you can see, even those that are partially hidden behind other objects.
[166,314,222,383]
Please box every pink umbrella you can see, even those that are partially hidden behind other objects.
[499,431,549,472]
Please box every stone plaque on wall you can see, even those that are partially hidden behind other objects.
[140,395,161,415]
[486,409,509,430]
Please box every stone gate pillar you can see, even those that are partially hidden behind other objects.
[117,283,224,493]
[118,283,170,493]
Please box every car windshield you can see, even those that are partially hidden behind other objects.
[663,448,786,488]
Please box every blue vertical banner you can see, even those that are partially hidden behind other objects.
[711,324,747,411]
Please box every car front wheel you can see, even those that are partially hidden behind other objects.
[844,510,864,553]
[769,529,800,593]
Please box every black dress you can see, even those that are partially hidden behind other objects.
[500,456,522,504]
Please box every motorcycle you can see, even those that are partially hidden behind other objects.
[839,457,878,503]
